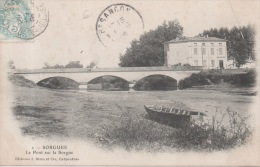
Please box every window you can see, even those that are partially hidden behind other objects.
[219,48,223,55]
[211,60,215,67]
[202,48,206,55]
[202,43,205,46]
[194,48,197,55]
[203,60,207,67]
[194,60,198,66]
[194,43,197,46]
[210,43,214,47]
[211,48,214,55]
[219,43,222,46]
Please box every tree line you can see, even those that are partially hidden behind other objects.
[42,61,97,69]
[8,21,255,69]
[8,60,98,69]
[199,25,255,67]
[119,20,255,67]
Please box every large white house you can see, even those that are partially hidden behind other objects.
[164,37,228,69]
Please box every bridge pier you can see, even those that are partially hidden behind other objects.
[79,84,88,90]
[128,82,135,92]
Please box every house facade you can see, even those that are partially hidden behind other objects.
[164,37,228,69]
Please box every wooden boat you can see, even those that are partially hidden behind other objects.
[144,105,206,127]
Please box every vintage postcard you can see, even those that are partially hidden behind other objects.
[0,0,260,165]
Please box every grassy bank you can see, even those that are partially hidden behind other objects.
[8,74,37,88]
[95,106,252,152]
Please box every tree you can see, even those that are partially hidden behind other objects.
[43,62,51,69]
[240,25,255,60]
[229,26,248,67]
[43,62,64,69]
[43,61,84,69]
[53,64,65,69]
[65,61,83,68]
[199,25,255,67]
[86,61,97,68]
[119,20,183,67]
[8,60,15,69]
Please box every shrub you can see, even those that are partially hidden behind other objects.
[178,69,256,89]
[93,106,173,151]
[237,70,256,86]
[178,72,210,89]
[183,63,191,66]
[8,74,37,88]
[174,107,253,151]
[94,106,253,152]
[173,63,182,66]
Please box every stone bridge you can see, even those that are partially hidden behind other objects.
[12,66,203,89]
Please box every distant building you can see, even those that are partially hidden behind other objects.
[164,37,228,69]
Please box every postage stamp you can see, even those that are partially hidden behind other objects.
[96,3,144,47]
[0,0,48,41]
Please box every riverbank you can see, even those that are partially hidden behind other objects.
[11,86,254,141]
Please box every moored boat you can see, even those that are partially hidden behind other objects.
[144,105,207,127]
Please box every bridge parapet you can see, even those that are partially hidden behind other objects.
[12,66,203,74]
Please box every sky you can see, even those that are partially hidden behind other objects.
[1,0,260,69]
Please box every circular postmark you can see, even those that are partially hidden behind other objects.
[96,3,144,47]
[0,0,49,40]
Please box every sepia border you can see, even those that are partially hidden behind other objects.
[0,0,260,166]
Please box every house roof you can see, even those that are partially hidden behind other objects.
[164,37,227,44]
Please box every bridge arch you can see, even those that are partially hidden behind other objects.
[134,74,178,91]
[87,75,129,91]
[14,67,201,90]
[37,76,79,89]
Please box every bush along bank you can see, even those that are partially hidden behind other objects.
[178,69,256,90]
[8,74,37,88]
[94,106,253,152]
